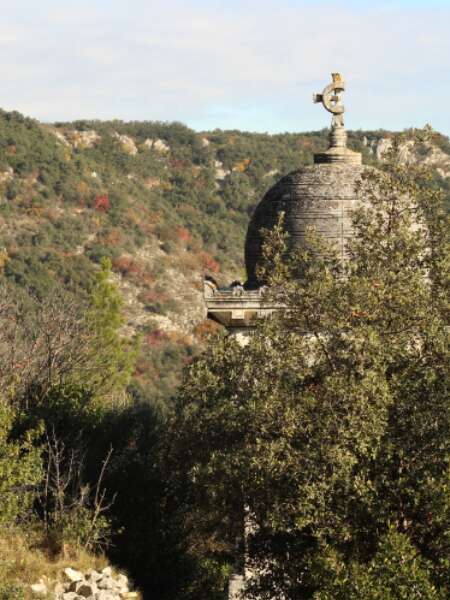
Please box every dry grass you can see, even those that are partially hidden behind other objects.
[0,527,139,599]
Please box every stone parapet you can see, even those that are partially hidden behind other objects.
[204,281,278,334]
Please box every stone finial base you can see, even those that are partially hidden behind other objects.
[314,125,362,165]
[314,146,362,164]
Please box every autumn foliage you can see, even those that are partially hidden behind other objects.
[112,256,141,276]
[175,226,191,243]
[199,251,220,273]
[94,194,110,212]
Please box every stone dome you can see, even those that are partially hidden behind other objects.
[245,161,367,287]
[244,73,376,288]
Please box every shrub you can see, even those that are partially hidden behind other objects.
[94,194,110,212]
[112,255,141,277]
[0,403,42,528]
[199,251,220,273]
[316,529,444,600]
[0,584,24,600]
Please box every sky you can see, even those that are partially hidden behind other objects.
[0,0,449,135]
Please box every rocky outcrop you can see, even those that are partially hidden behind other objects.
[0,166,14,182]
[363,136,450,178]
[114,133,138,156]
[143,138,170,153]
[66,130,102,149]
[214,160,229,180]
[30,566,139,600]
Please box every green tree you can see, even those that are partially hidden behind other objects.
[0,259,138,408]
[0,402,42,528]
[170,143,449,598]
[85,257,139,401]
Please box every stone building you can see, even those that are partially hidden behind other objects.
[204,74,368,598]
[204,74,365,343]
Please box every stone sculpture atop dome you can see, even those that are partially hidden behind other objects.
[312,73,361,165]
[313,72,345,127]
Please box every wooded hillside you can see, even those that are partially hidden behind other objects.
[0,110,449,403]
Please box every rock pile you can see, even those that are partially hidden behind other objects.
[30,566,139,599]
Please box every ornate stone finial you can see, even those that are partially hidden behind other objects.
[313,72,345,128]
[312,73,361,165]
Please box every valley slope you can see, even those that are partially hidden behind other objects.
[0,111,448,402]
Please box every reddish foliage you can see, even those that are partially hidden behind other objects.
[351,310,369,318]
[140,289,161,304]
[101,228,123,247]
[112,256,141,276]
[169,158,189,169]
[199,251,220,273]
[141,271,156,287]
[175,226,191,243]
[94,194,110,212]
[233,158,251,173]
[145,329,167,347]
[194,319,222,342]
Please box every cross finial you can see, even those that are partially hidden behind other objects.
[312,74,361,163]
[313,73,345,128]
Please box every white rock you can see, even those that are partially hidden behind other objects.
[214,160,229,180]
[63,567,84,582]
[154,139,169,153]
[0,166,14,183]
[97,576,114,590]
[95,592,116,600]
[68,129,101,149]
[51,129,71,146]
[86,569,102,582]
[54,582,65,594]
[264,169,280,178]
[115,573,129,592]
[114,133,138,155]
[30,582,48,597]
[144,138,170,153]
[102,566,113,577]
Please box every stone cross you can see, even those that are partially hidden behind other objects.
[313,73,345,127]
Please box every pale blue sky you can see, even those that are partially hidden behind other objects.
[0,0,449,135]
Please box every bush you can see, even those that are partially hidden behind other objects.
[0,584,24,600]
[0,403,42,527]
[316,529,444,600]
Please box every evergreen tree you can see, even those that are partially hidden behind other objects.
[170,142,450,599]
[85,257,139,402]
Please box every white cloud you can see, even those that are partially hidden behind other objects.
[0,0,448,134]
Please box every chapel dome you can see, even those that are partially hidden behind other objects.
[245,73,367,288]
[244,161,366,287]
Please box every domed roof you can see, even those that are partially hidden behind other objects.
[244,163,366,286]
[245,73,367,288]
